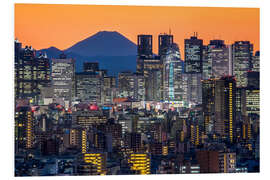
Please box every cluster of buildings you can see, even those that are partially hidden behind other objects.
[14,32,259,176]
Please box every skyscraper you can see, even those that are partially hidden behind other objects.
[118,71,136,98]
[184,33,203,105]
[142,58,163,101]
[162,43,184,101]
[215,76,236,143]
[137,35,153,58]
[202,76,237,143]
[133,73,145,101]
[51,55,75,107]
[158,33,173,56]
[202,79,216,134]
[208,40,231,78]
[137,35,153,74]
[15,41,50,103]
[104,76,116,104]
[184,33,203,74]
[232,41,253,87]
[75,72,104,104]
[15,106,34,150]
[202,45,211,80]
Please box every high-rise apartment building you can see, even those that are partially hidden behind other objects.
[202,76,236,143]
[128,153,151,175]
[202,79,216,134]
[15,106,34,150]
[80,153,107,175]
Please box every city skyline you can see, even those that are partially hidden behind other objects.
[14,4,260,176]
[15,4,259,57]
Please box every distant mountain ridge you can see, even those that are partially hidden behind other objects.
[36,31,138,76]
[65,31,137,57]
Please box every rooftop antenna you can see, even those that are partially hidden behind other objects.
[169,28,171,35]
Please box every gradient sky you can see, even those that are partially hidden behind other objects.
[15,4,260,58]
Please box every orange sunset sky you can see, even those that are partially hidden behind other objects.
[15,4,260,57]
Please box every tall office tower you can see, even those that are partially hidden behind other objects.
[118,71,135,98]
[196,150,220,173]
[51,55,75,107]
[104,76,116,104]
[202,45,211,80]
[142,58,163,101]
[83,62,99,72]
[158,33,173,56]
[208,40,231,78]
[75,72,104,104]
[128,153,151,175]
[15,106,34,151]
[133,73,145,101]
[137,35,153,57]
[15,41,50,103]
[184,33,203,73]
[137,35,153,73]
[232,41,253,87]
[202,76,236,142]
[162,43,183,101]
[218,152,236,173]
[202,79,216,134]
[186,73,202,105]
[81,153,107,175]
[145,69,163,101]
[184,33,203,105]
[251,51,260,72]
